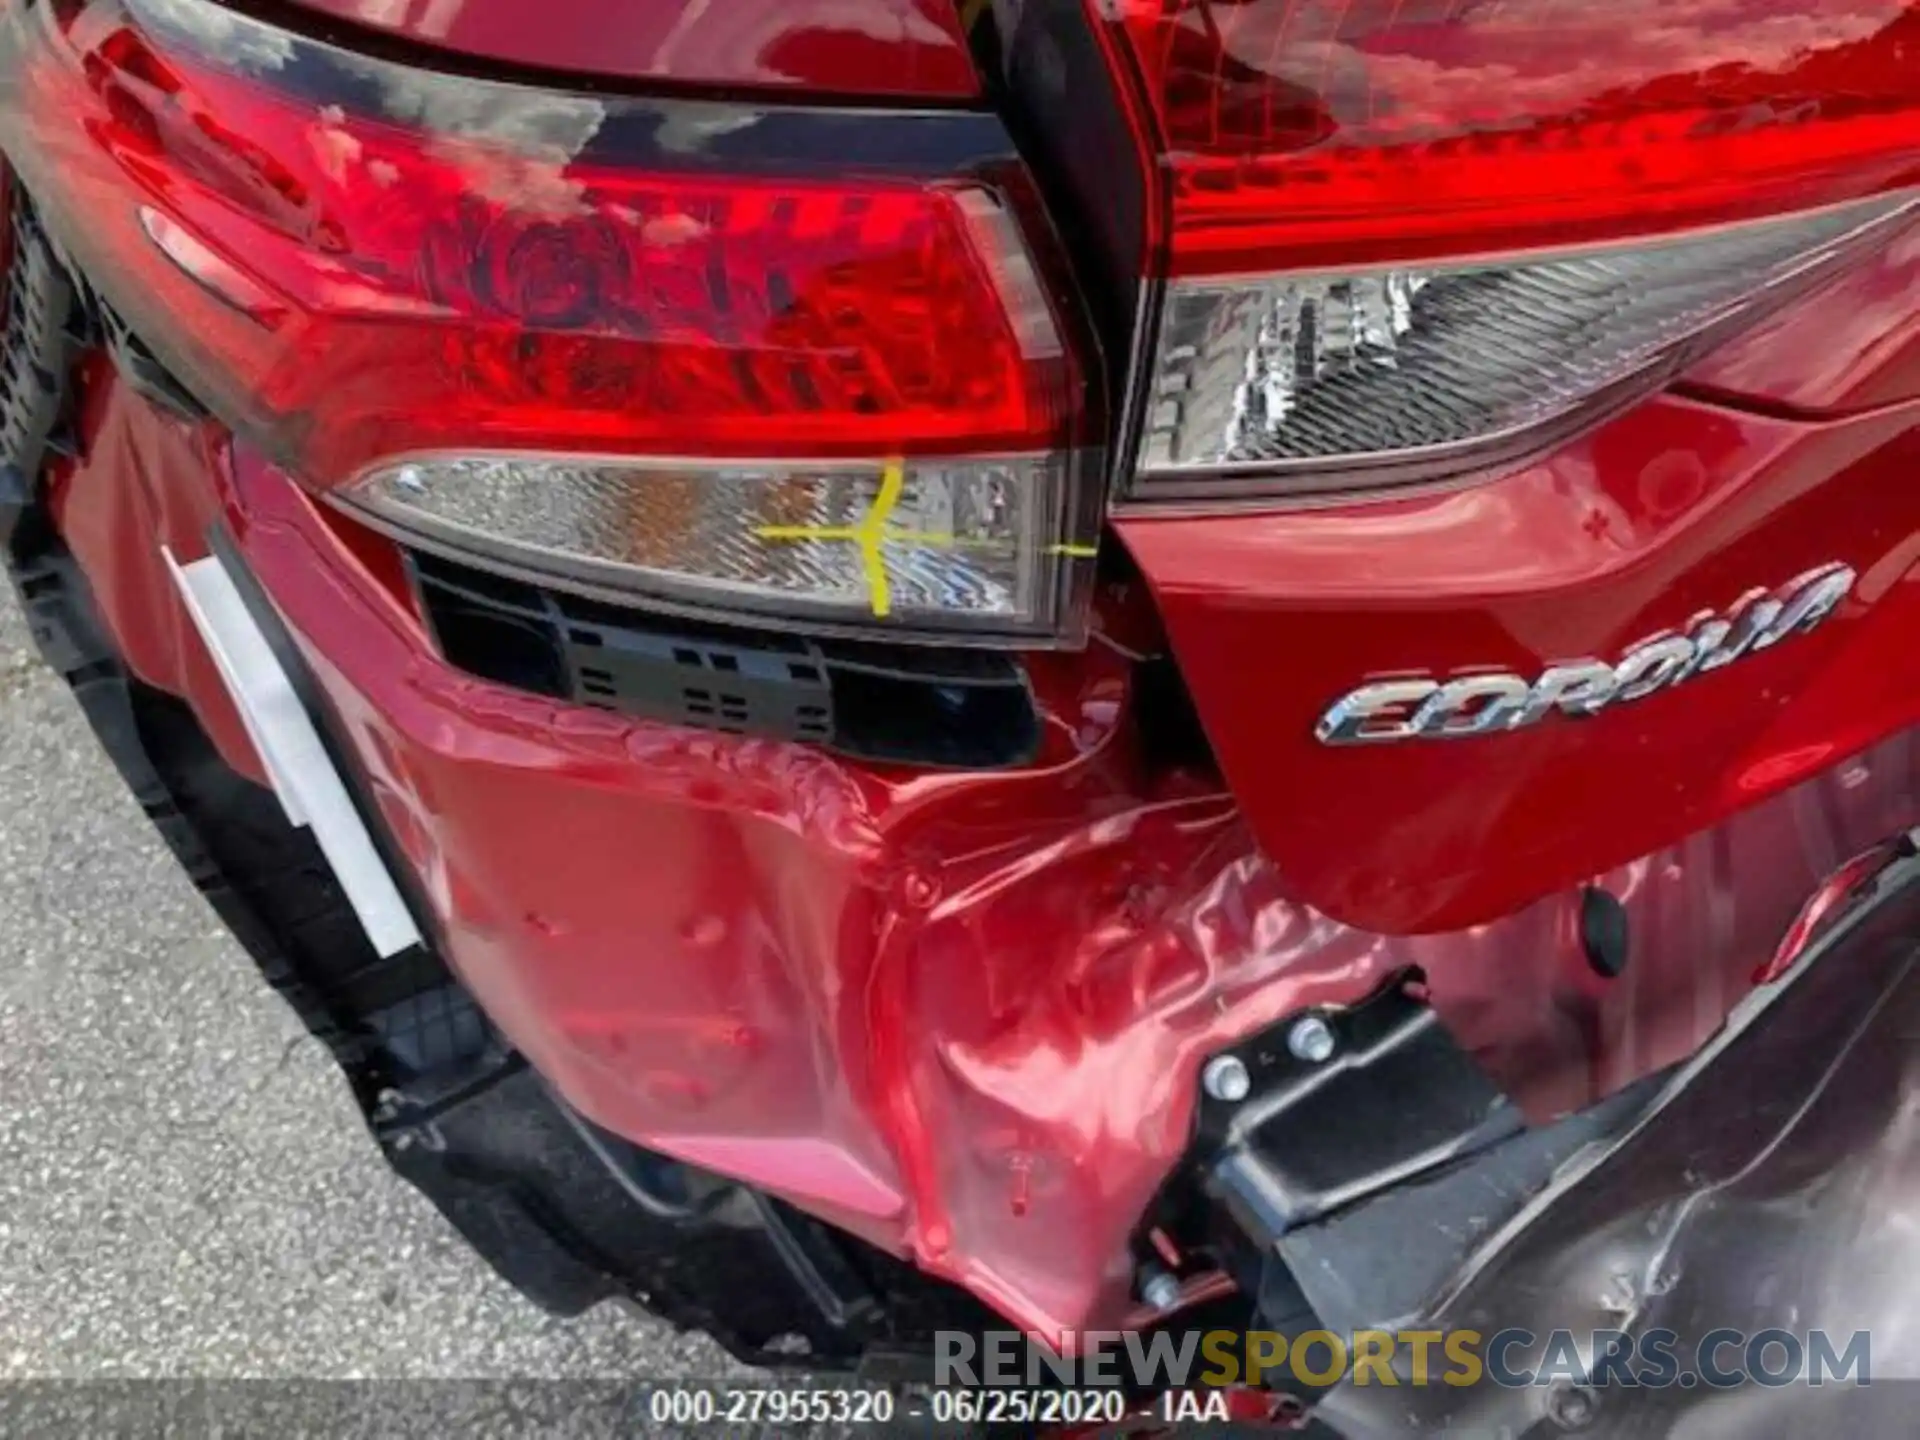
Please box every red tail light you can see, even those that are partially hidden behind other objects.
[1099,0,1920,276]
[1092,0,1920,503]
[0,0,1099,641]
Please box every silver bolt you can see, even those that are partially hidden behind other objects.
[1139,1267,1181,1312]
[1202,1055,1251,1103]
[1287,1015,1337,1064]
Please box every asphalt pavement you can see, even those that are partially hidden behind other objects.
[0,585,744,1384]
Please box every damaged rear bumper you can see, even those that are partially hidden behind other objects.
[33,362,1920,1342]
[1321,831,1920,1432]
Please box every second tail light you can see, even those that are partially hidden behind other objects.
[1093,0,1920,504]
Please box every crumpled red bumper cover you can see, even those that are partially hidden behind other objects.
[50,370,1920,1341]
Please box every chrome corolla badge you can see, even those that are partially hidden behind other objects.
[1317,563,1856,746]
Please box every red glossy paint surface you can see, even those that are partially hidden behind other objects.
[54,369,1920,1339]
[274,0,978,99]
[45,357,266,784]
[1119,390,1920,935]
[1685,212,1920,415]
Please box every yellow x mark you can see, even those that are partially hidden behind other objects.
[751,459,1097,618]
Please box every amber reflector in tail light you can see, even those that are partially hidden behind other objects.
[0,0,1097,641]
[1094,0,1920,503]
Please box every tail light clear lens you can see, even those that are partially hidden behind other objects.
[1139,199,1909,498]
[1093,0,1920,504]
[350,454,1078,629]
[0,0,1098,641]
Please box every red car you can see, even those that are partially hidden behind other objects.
[4,0,1919,1419]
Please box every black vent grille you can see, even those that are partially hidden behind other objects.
[0,196,82,528]
[410,553,1041,770]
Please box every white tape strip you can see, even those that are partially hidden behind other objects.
[162,546,422,958]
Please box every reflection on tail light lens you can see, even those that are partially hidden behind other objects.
[346,453,1081,630]
[1097,0,1920,275]
[1135,198,1911,500]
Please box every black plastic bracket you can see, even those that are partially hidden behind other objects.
[1190,975,1673,1339]
[566,614,835,745]
[1198,973,1525,1245]
[748,1192,884,1337]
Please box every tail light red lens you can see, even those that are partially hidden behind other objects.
[1094,0,1920,503]
[1100,0,1920,276]
[0,0,1098,641]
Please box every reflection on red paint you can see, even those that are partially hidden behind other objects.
[1740,744,1840,794]
[1120,393,1920,934]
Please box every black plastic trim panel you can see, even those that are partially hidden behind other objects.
[411,550,1044,769]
